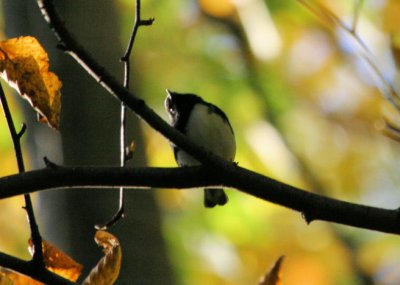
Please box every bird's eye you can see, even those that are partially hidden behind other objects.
[165,96,176,115]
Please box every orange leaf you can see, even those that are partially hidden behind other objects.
[82,231,122,285]
[258,256,285,285]
[28,239,82,282]
[0,268,44,285]
[0,36,62,129]
[0,272,15,285]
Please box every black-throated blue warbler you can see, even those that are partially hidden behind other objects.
[164,90,236,207]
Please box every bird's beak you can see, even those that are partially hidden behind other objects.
[164,89,172,115]
[165,89,172,104]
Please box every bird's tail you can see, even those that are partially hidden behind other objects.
[204,188,228,208]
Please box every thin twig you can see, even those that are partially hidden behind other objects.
[121,0,154,62]
[297,0,400,110]
[0,83,44,266]
[351,0,363,33]
[36,0,221,170]
[95,0,154,230]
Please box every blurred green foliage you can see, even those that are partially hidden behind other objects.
[127,0,400,284]
[2,0,400,284]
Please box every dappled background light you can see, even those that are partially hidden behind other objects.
[2,0,400,284]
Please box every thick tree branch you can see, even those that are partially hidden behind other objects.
[0,252,74,285]
[1,165,400,235]
[0,1,387,284]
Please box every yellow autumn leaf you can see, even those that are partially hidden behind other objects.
[0,36,62,129]
[82,231,122,285]
[257,256,285,285]
[28,239,83,282]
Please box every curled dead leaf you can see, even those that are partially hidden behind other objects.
[82,230,122,285]
[0,36,62,129]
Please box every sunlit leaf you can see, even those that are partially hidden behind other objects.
[0,268,43,285]
[0,36,62,129]
[28,238,83,282]
[82,231,122,285]
[257,256,284,285]
[0,272,14,285]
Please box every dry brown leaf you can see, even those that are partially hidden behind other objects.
[28,238,83,282]
[0,36,62,129]
[82,231,122,285]
[258,256,285,285]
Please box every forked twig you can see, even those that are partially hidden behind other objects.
[0,84,44,266]
[95,0,154,230]
[297,0,400,110]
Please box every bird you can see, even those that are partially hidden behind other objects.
[164,89,236,207]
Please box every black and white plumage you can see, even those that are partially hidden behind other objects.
[164,90,236,208]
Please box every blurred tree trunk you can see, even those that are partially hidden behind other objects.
[2,1,174,284]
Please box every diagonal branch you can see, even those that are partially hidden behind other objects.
[36,0,222,169]
[32,0,400,235]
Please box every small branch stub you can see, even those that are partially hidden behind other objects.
[43,156,59,170]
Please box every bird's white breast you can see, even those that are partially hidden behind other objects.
[177,104,236,166]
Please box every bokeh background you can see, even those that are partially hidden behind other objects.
[1,0,400,284]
